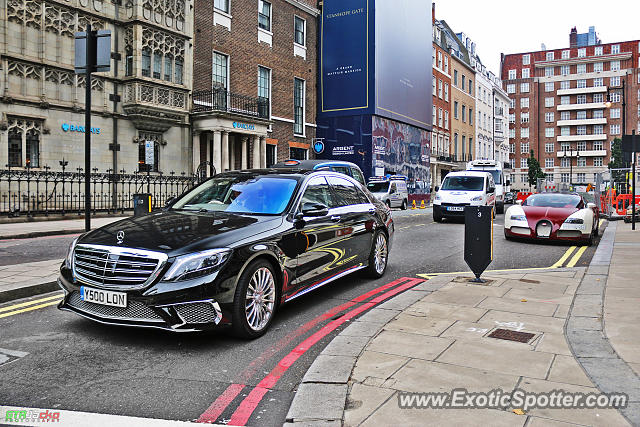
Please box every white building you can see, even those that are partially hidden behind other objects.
[493,79,510,166]
[474,61,495,160]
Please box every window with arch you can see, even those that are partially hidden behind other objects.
[7,117,41,168]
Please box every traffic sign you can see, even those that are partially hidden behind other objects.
[464,205,493,281]
[622,134,640,154]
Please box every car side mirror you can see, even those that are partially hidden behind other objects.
[587,202,596,209]
[488,187,495,194]
[301,202,329,217]
[506,180,511,186]
[516,200,523,205]
[293,211,305,229]
[165,197,177,207]
[435,186,440,192]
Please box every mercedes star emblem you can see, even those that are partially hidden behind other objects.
[116,231,125,244]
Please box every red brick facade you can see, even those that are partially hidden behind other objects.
[193,0,318,164]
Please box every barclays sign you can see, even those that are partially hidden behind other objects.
[232,122,255,131]
[61,123,101,134]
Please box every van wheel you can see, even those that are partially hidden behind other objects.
[497,202,504,214]
[433,209,443,222]
[401,199,408,210]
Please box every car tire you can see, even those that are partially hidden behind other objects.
[504,230,513,240]
[231,259,278,339]
[497,202,504,214]
[365,230,388,279]
[401,199,408,210]
[433,208,443,223]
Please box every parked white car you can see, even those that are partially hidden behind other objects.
[432,171,496,222]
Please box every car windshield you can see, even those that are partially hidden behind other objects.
[367,182,389,193]
[523,194,582,208]
[441,176,484,191]
[172,175,299,215]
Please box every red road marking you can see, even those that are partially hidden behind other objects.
[196,277,416,424]
[227,277,424,426]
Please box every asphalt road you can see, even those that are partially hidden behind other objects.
[0,208,599,426]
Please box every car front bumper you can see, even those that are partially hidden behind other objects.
[504,226,590,243]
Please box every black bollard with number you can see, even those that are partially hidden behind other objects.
[464,205,494,282]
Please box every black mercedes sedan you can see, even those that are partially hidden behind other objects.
[57,169,393,338]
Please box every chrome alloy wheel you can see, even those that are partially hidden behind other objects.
[245,267,276,331]
[373,233,388,275]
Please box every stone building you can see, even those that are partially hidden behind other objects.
[191,0,319,175]
[0,0,194,176]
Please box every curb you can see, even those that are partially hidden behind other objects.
[0,229,85,240]
[565,221,640,425]
[0,280,60,304]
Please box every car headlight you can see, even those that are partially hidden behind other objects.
[162,249,231,281]
[434,194,441,201]
[470,196,483,202]
[64,237,80,269]
[564,218,584,224]
[510,215,527,221]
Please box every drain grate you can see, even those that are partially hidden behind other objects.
[487,328,535,343]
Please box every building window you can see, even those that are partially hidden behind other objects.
[545,158,554,168]
[175,59,183,85]
[508,69,516,80]
[561,65,570,75]
[545,97,554,107]
[520,82,529,93]
[562,50,570,59]
[521,157,528,169]
[594,125,604,135]
[153,51,162,79]
[462,105,466,122]
[164,55,172,81]
[545,82,554,92]
[611,44,620,54]
[545,112,554,122]
[594,93,605,103]
[610,76,620,87]
[522,68,530,79]
[561,173,569,183]
[521,97,530,108]
[509,143,515,154]
[438,79,443,98]
[545,142,554,152]
[594,62,603,73]
[577,79,586,88]
[561,111,570,120]
[561,142,570,151]
[266,144,276,167]
[560,80,570,90]
[561,96,570,105]
[521,128,529,138]
[444,84,449,101]
[576,64,586,74]
[444,111,449,129]
[523,54,530,65]
[593,77,603,87]
[509,113,515,124]
[432,75,436,93]
[577,111,586,120]
[258,66,271,117]
[432,106,436,126]
[289,146,307,160]
[214,0,229,13]
[7,118,41,168]
[468,79,473,96]
[610,60,620,71]
[294,16,305,46]
[294,78,305,135]
[577,173,586,183]
[444,56,448,73]
[577,126,586,135]
[610,108,621,119]
[578,48,586,58]
[545,128,554,138]
[595,46,603,56]
[510,98,515,109]
[8,128,22,167]
[506,84,515,94]
[25,128,40,168]
[138,132,161,172]
[142,48,151,77]
[462,75,466,91]
[561,157,570,167]
[509,128,516,138]
[610,124,620,135]
[594,157,603,167]
[546,52,554,61]
[577,95,586,104]
[213,52,228,90]
[454,70,458,86]
[608,92,620,103]
[521,112,529,123]
[577,141,587,151]
[125,47,133,77]
[561,127,570,136]
[438,108,443,127]
[594,141,603,150]
[437,51,442,69]
[258,0,271,31]
[454,101,459,119]
[545,67,554,77]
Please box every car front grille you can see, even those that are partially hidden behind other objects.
[73,244,167,290]
[67,291,163,322]
[173,302,222,324]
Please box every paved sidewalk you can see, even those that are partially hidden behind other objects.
[0,216,128,240]
[286,222,639,426]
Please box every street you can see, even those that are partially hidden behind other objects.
[0,209,598,426]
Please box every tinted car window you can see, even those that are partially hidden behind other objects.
[328,176,368,206]
[441,176,484,191]
[367,182,388,193]
[300,176,336,208]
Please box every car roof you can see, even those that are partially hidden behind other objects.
[214,168,310,179]
[444,171,492,178]
[271,159,359,170]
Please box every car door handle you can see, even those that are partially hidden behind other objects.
[368,208,376,215]
[331,215,341,222]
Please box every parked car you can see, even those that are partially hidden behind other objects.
[504,192,599,245]
[367,175,409,210]
[432,171,496,222]
[623,204,640,223]
[271,159,366,185]
[58,169,393,338]
[504,192,515,205]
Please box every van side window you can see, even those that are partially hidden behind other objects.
[351,168,366,185]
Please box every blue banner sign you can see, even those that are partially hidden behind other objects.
[61,123,101,134]
[233,122,255,130]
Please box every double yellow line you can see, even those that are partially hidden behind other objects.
[551,245,587,268]
[0,293,63,319]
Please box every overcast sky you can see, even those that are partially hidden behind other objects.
[433,0,640,77]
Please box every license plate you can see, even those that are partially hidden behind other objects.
[447,206,464,211]
[563,223,585,231]
[80,286,127,308]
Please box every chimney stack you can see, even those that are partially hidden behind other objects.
[569,27,578,48]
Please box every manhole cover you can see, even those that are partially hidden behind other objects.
[487,328,535,343]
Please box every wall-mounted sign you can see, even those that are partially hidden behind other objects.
[233,122,255,131]
[312,139,325,154]
[145,141,154,165]
[332,146,354,156]
[61,123,101,134]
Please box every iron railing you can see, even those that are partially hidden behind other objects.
[0,168,198,217]
[192,88,270,118]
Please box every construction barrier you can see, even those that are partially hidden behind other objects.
[516,192,533,203]
[614,194,640,216]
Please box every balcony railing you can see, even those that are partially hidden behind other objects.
[193,88,270,119]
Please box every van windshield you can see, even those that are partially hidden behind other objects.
[441,176,484,191]
[367,182,389,193]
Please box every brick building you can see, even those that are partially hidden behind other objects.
[192,0,319,175]
[501,28,640,190]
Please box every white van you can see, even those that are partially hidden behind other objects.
[466,160,510,214]
[433,171,496,222]
[367,176,409,210]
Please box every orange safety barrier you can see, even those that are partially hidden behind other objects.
[614,194,640,216]
[516,192,533,202]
